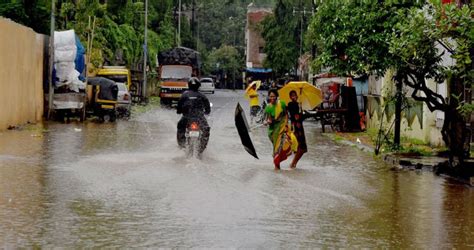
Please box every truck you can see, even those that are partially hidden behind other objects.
[48,30,87,122]
[158,47,201,106]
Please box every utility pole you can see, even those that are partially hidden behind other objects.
[143,0,148,102]
[196,3,199,49]
[191,0,196,48]
[311,0,317,84]
[299,5,304,58]
[178,0,181,46]
[48,0,55,120]
[293,1,307,80]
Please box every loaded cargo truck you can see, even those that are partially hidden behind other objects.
[158,47,201,106]
[48,29,87,122]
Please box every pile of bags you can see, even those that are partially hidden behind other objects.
[54,29,86,92]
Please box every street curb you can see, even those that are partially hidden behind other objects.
[323,133,474,187]
[383,154,436,172]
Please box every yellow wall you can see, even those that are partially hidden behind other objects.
[366,73,444,146]
[0,18,45,130]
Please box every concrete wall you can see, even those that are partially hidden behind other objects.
[0,18,45,130]
[366,72,445,146]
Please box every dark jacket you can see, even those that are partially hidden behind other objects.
[177,90,211,118]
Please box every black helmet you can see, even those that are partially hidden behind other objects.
[188,77,201,91]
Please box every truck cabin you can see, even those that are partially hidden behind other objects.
[160,65,194,81]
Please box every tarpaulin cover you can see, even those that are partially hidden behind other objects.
[88,77,118,101]
[158,47,201,69]
[75,35,85,81]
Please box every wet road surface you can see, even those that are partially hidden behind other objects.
[1,90,473,248]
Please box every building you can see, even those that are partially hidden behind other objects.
[244,3,272,86]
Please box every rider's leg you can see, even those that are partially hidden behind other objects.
[177,117,187,148]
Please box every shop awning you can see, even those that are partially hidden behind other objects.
[245,68,272,73]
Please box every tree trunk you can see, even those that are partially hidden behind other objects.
[442,107,467,166]
[441,77,468,167]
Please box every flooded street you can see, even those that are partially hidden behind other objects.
[1,90,473,248]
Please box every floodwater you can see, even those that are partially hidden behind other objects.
[1,90,473,248]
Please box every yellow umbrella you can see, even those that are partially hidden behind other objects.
[278,81,323,110]
[245,80,261,93]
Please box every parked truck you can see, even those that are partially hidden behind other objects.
[158,47,201,106]
[48,30,87,122]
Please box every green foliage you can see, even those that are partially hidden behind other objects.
[197,0,249,51]
[0,0,50,34]
[1,0,176,70]
[197,0,275,76]
[308,1,420,76]
[2,0,273,77]
[389,2,473,114]
[261,0,312,77]
[102,17,142,67]
[309,1,473,161]
[205,45,241,78]
[66,0,174,69]
[179,14,194,49]
[131,96,160,116]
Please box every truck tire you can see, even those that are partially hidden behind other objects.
[160,99,170,106]
[110,112,117,122]
[79,107,86,122]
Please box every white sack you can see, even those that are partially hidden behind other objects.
[54,49,77,62]
[55,61,76,81]
[54,30,76,49]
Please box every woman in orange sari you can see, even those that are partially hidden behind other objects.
[264,89,297,170]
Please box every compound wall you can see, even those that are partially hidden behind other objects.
[0,18,46,130]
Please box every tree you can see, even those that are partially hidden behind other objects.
[0,0,50,34]
[205,45,241,88]
[261,0,312,77]
[309,1,473,166]
[196,0,247,51]
[53,0,174,70]
[390,2,473,166]
[309,1,420,146]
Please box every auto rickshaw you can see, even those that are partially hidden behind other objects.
[87,77,119,122]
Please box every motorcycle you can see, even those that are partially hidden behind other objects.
[184,103,212,158]
[185,119,202,158]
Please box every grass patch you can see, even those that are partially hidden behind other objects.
[331,127,444,157]
[397,145,433,156]
[131,96,161,115]
[333,134,345,142]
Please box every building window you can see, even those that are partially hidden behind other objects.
[259,46,264,54]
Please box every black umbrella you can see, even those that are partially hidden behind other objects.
[234,103,259,159]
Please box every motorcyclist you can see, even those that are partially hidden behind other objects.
[176,77,211,155]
